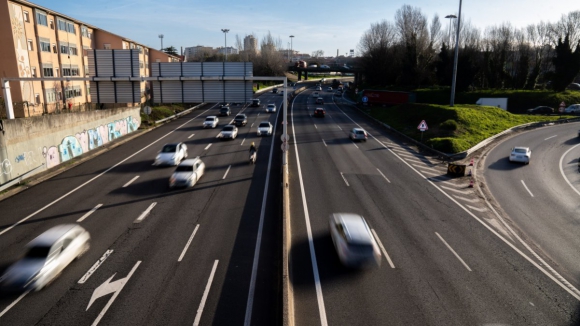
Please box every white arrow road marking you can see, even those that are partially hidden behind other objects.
[371,229,395,268]
[194,260,219,326]
[435,232,472,272]
[88,261,141,326]
[77,204,103,222]
[466,205,488,212]
[222,165,231,180]
[178,225,200,262]
[376,168,391,183]
[204,143,212,150]
[340,172,350,186]
[521,180,534,197]
[122,176,140,188]
[0,290,30,317]
[452,195,480,203]
[79,250,114,284]
[134,202,157,223]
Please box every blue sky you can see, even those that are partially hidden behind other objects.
[31,0,578,56]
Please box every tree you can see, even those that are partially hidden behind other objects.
[162,46,178,56]
[312,50,324,58]
[552,34,580,91]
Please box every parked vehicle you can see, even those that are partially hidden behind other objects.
[169,157,205,188]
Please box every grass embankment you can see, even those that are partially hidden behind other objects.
[366,103,575,153]
[140,103,192,126]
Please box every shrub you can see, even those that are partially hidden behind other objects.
[149,106,174,121]
[440,119,458,131]
[426,137,471,153]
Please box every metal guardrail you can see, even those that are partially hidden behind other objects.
[154,103,206,124]
[0,163,45,193]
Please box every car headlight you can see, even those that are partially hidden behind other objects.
[170,176,176,184]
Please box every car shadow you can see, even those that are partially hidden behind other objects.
[486,157,528,171]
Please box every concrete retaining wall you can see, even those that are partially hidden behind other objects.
[0,107,141,184]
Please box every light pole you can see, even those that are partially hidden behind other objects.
[289,35,294,62]
[450,0,462,107]
[158,34,164,50]
[221,29,230,61]
[444,15,457,47]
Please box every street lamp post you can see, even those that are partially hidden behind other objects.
[444,14,457,47]
[158,34,164,50]
[450,0,462,107]
[221,29,230,61]
[289,35,294,62]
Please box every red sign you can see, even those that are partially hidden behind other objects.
[417,120,428,131]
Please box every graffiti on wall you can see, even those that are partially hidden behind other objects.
[14,151,37,165]
[36,115,141,169]
[1,159,13,175]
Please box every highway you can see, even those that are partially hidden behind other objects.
[482,122,580,289]
[288,86,580,325]
[0,91,284,325]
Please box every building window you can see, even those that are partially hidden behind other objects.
[57,19,75,34]
[81,26,91,38]
[35,10,48,26]
[35,93,41,104]
[42,65,54,77]
[139,61,143,68]
[104,43,111,50]
[45,88,57,103]
[49,19,54,30]
[69,45,78,56]
[62,66,80,76]
[31,67,37,77]
[52,44,57,53]
[23,11,29,23]
[27,39,33,51]
[65,86,82,99]
[84,65,89,75]
[60,42,69,54]
[39,38,50,52]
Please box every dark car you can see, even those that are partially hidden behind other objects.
[527,106,554,115]
[219,105,231,116]
[272,87,278,94]
[313,108,325,117]
[251,99,261,107]
[234,114,248,126]
[567,83,580,90]
[315,97,324,105]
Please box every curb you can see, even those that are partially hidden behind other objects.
[282,157,294,326]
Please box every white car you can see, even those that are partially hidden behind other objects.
[266,104,277,113]
[564,104,580,113]
[349,128,368,142]
[203,116,219,128]
[0,224,90,291]
[329,213,381,268]
[220,125,238,139]
[316,86,322,91]
[154,143,188,166]
[169,157,205,188]
[257,121,273,136]
[509,146,531,164]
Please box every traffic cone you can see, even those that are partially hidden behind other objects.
[469,158,474,166]
[468,179,474,188]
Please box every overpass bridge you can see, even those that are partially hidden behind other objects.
[287,65,361,84]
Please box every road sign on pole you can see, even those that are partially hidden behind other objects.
[559,102,566,113]
[417,120,428,131]
[281,134,289,142]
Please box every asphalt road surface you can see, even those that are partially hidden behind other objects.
[0,92,284,325]
[288,87,580,325]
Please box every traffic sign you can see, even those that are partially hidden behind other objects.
[560,101,566,107]
[143,106,151,115]
[362,96,368,103]
[281,134,289,142]
[281,142,289,152]
[417,120,428,131]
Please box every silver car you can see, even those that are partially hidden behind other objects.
[220,125,238,139]
[509,146,531,164]
[154,143,188,166]
[329,213,381,268]
[0,224,90,291]
[169,157,205,188]
[203,116,219,128]
[257,121,273,136]
[349,128,368,142]
[266,104,277,113]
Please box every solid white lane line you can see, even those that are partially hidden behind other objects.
[188,134,195,139]
[223,165,231,180]
[251,123,254,128]
[0,290,30,317]
[322,139,327,147]
[290,95,329,326]
[78,249,114,284]
[314,124,318,129]
[521,180,534,197]
[178,225,200,262]
[244,107,281,326]
[337,125,342,130]
[340,172,350,186]
[466,205,487,212]
[544,135,557,140]
[77,204,103,222]
[91,261,141,326]
[0,104,217,237]
[204,143,212,150]
[376,168,391,183]
[134,202,157,223]
[122,176,140,188]
[352,141,358,149]
[193,260,219,326]
[371,229,395,268]
[435,232,472,272]
[240,138,246,146]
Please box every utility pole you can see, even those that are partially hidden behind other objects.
[158,34,164,50]
[450,0,462,107]
[221,29,230,62]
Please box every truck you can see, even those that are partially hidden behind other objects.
[358,90,414,105]
[475,98,508,110]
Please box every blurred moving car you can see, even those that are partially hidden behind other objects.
[169,157,205,188]
[564,104,580,113]
[272,88,278,94]
[234,114,248,126]
[526,106,554,115]
[509,146,531,164]
[327,86,333,92]
[203,116,219,128]
[154,143,188,166]
[257,121,273,136]
[0,224,90,292]
[329,213,381,268]
[315,97,324,105]
[219,105,231,116]
[313,108,325,117]
[266,104,277,113]
[349,128,368,142]
[220,125,238,139]
[251,99,261,107]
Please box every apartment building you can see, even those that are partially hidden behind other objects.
[0,0,178,118]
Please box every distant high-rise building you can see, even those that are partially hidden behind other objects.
[184,45,214,61]
[244,35,257,53]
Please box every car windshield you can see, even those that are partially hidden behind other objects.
[205,117,214,121]
[259,123,270,128]
[235,115,245,119]
[25,245,51,259]
[514,148,527,153]
[347,242,374,254]
[162,144,177,153]
[175,165,193,172]
[355,130,365,135]
[268,104,275,107]
[223,126,234,131]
